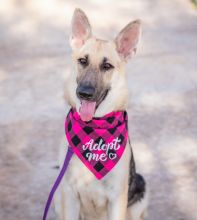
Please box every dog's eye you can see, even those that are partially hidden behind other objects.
[78,57,88,67]
[101,63,114,71]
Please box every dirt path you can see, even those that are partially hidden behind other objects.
[0,1,197,220]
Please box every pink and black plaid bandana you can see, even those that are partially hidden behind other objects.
[65,108,128,179]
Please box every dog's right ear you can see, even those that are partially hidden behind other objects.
[70,8,92,50]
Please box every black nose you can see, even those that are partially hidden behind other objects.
[77,84,95,100]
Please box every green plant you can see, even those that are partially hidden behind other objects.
[192,0,197,5]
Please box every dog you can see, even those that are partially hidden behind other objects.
[54,8,148,220]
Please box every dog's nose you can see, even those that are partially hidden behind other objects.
[77,85,95,100]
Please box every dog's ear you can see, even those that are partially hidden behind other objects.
[70,8,92,50]
[115,20,141,61]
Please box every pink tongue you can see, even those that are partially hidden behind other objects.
[79,101,96,121]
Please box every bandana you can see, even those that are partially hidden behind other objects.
[65,108,128,179]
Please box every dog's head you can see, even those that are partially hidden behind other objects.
[65,8,141,121]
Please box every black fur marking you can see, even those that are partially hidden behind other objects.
[127,139,146,206]
[95,88,110,110]
[128,173,146,207]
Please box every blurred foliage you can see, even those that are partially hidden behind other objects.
[192,0,197,6]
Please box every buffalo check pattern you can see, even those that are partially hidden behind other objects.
[65,108,128,179]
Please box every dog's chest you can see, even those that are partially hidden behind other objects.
[67,155,117,204]
[65,150,129,219]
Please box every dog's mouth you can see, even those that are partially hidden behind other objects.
[79,89,109,122]
[79,100,96,122]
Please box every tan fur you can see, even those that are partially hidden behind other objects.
[55,8,147,220]
[65,37,129,117]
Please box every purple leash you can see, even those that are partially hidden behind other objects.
[42,146,74,220]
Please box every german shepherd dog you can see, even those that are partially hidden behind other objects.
[54,8,148,220]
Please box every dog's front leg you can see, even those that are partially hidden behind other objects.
[108,186,128,220]
[54,182,80,220]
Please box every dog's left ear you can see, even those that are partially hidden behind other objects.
[115,20,141,61]
[70,8,92,50]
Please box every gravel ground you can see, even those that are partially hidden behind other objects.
[0,0,197,220]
